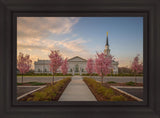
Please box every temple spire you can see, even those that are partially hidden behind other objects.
[106,32,109,46]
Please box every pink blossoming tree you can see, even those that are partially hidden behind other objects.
[86,58,94,76]
[95,52,113,84]
[17,52,32,84]
[61,58,69,76]
[49,50,63,84]
[131,54,143,84]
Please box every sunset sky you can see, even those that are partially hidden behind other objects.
[17,17,143,68]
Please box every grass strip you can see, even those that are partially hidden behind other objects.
[83,77,128,101]
[19,77,71,101]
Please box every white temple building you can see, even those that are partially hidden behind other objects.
[34,56,87,75]
[104,32,119,74]
[34,33,118,75]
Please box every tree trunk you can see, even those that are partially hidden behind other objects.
[52,74,54,85]
[101,76,103,84]
[135,74,137,85]
[22,74,23,84]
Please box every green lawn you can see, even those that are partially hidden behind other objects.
[125,81,136,86]
[83,77,127,101]
[107,81,117,84]
[19,77,71,101]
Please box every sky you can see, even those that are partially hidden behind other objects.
[17,17,143,68]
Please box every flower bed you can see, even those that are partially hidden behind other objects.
[83,77,136,101]
[19,77,71,101]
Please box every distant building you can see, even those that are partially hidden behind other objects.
[34,33,118,75]
[34,56,87,75]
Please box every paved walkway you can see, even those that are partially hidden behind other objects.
[59,76,97,101]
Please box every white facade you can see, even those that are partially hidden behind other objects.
[67,56,87,75]
[34,33,118,75]
[34,56,87,75]
[104,45,119,74]
[34,60,51,73]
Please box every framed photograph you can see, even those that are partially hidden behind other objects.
[16,16,144,104]
[0,0,160,118]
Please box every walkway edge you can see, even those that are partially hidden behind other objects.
[110,86,143,101]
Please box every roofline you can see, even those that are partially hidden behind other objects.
[68,56,87,61]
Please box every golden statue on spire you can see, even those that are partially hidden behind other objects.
[107,32,108,37]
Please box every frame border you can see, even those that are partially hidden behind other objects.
[0,0,160,118]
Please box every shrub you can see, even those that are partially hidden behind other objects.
[107,81,116,84]
[126,81,136,86]
[17,83,23,85]
[92,73,98,76]
[83,77,128,101]
[27,97,33,101]
[28,82,46,85]
[82,73,90,76]
[110,95,127,101]
[82,73,98,76]
[104,88,115,99]
[32,92,47,101]
[26,77,71,101]
[96,86,106,94]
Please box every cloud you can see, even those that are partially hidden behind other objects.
[17,17,91,64]
[18,17,82,51]
[72,34,78,37]
[57,38,88,52]
[17,17,79,43]
[17,17,91,57]
[17,17,98,68]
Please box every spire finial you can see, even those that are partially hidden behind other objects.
[106,32,109,46]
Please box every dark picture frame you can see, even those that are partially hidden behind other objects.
[0,0,160,118]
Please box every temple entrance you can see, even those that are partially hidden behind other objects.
[75,64,79,72]
[71,64,82,75]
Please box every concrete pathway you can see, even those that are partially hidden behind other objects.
[59,76,97,101]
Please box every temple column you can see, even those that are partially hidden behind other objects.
[72,67,74,75]
[79,67,81,75]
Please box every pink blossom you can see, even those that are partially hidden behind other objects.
[86,58,94,75]
[17,52,32,74]
[61,58,68,75]
[131,54,143,84]
[49,50,63,84]
[17,52,32,83]
[131,55,143,74]
[49,50,63,74]
[95,52,112,84]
